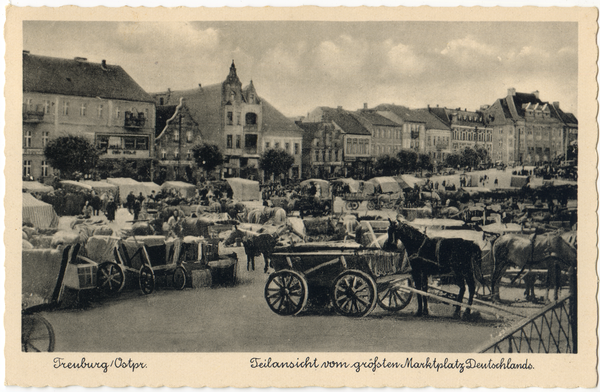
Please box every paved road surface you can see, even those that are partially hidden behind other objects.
[41,247,510,353]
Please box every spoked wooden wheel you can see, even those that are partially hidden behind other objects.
[331,270,377,317]
[377,277,413,311]
[172,266,187,290]
[139,265,155,295]
[264,270,308,316]
[366,200,376,210]
[22,314,55,352]
[345,201,359,210]
[97,262,126,295]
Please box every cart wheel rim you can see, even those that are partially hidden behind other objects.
[377,278,413,311]
[139,266,155,294]
[264,270,308,316]
[173,267,186,290]
[367,201,376,210]
[331,270,377,317]
[22,314,55,352]
[97,262,125,295]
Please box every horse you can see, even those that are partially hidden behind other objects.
[385,218,484,319]
[490,233,577,302]
[243,234,278,272]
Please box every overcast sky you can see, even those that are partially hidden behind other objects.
[23,21,577,117]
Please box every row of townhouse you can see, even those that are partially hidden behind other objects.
[22,51,577,183]
[297,89,577,176]
[22,53,303,182]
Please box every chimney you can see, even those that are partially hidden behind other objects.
[101,59,108,70]
[363,103,368,110]
[337,106,343,110]
[507,87,516,96]
[23,50,30,55]
[532,90,540,99]
[553,101,560,109]
[74,57,87,62]
[198,83,202,88]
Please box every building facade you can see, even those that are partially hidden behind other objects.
[428,106,493,161]
[373,104,427,154]
[154,99,203,182]
[152,61,302,180]
[483,89,575,165]
[297,121,344,179]
[23,52,155,181]
[353,108,403,157]
[304,106,372,178]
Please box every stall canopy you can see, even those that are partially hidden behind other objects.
[161,181,197,199]
[80,180,119,195]
[368,177,402,194]
[141,182,162,196]
[332,178,361,193]
[225,178,260,201]
[510,176,529,188]
[106,178,147,203]
[23,193,59,229]
[60,180,93,192]
[22,181,53,194]
[398,174,426,189]
[299,179,331,198]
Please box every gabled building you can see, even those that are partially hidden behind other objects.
[154,99,203,182]
[152,61,303,180]
[414,108,453,166]
[353,106,403,157]
[427,105,492,160]
[482,88,575,164]
[304,106,372,178]
[23,51,156,181]
[296,121,344,179]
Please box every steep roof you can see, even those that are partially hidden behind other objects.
[320,107,371,135]
[23,52,154,103]
[261,99,303,137]
[373,104,426,124]
[155,105,178,137]
[413,109,451,130]
[428,107,451,125]
[152,83,302,143]
[353,110,400,127]
[554,107,578,126]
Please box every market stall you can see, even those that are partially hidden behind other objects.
[23,193,59,229]
[106,178,147,203]
[161,181,197,199]
[225,178,260,201]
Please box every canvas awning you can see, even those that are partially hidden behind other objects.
[161,181,197,199]
[59,180,93,192]
[368,177,402,194]
[140,182,162,196]
[225,178,260,201]
[80,180,119,194]
[22,181,53,194]
[23,193,59,229]
[331,178,361,193]
[106,178,147,203]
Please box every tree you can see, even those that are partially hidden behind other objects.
[396,149,418,173]
[374,154,401,176]
[259,149,294,181]
[44,136,100,180]
[445,153,461,168]
[418,153,433,171]
[192,143,223,176]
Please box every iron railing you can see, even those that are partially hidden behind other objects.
[477,294,576,354]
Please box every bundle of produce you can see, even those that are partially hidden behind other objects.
[303,217,335,236]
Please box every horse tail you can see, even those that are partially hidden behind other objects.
[471,243,486,285]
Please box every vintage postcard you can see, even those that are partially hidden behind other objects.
[5,5,598,388]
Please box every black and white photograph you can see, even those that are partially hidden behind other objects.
[6,5,598,388]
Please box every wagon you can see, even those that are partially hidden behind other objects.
[264,242,413,317]
[22,244,80,352]
[96,235,186,295]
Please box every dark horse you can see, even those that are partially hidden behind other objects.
[386,218,484,318]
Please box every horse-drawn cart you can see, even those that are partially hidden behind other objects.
[264,243,413,317]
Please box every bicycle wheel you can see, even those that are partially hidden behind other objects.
[22,314,55,352]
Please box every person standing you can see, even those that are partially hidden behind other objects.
[82,200,93,219]
[90,191,101,216]
[133,198,142,221]
[105,197,117,223]
[126,191,136,214]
